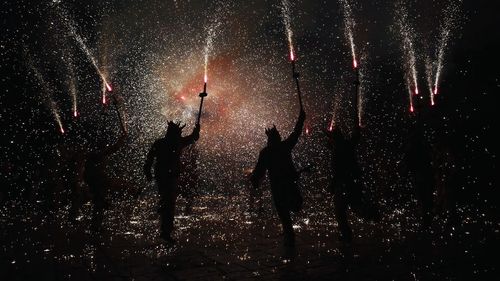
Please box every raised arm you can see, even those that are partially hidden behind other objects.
[181,124,200,147]
[284,109,306,149]
[144,141,157,181]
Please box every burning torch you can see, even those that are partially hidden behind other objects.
[290,52,303,111]
[197,77,208,125]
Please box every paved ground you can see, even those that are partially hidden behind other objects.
[0,192,497,281]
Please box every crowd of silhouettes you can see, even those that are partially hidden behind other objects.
[0,86,462,250]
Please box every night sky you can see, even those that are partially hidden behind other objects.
[0,0,497,279]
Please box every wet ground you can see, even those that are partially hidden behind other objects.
[0,190,497,281]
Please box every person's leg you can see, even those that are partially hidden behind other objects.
[416,173,434,229]
[334,185,352,242]
[91,188,105,232]
[159,178,178,242]
[277,207,294,246]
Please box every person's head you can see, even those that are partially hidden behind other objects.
[265,125,281,145]
[165,121,185,141]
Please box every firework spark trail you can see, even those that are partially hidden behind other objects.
[27,59,65,134]
[396,2,419,111]
[62,13,112,103]
[425,58,435,106]
[280,0,304,110]
[70,78,78,117]
[203,21,220,84]
[339,0,357,69]
[65,51,78,117]
[357,68,363,126]
[407,77,414,113]
[429,1,461,103]
[280,0,295,60]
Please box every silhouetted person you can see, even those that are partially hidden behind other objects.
[179,144,199,215]
[325,124,379,242]
[250,109,305,247]
[144,122,200,243]
[433,136,459,227]
[405,122,435,229]
[57,143,86,222]
[84,130,127,232]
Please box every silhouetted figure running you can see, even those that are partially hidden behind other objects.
[179,144,199,215]
[325,124,379,242]
[144,122,200,243]
[84,130,127,232]
[251,109,305,247]
[405,122,435,229]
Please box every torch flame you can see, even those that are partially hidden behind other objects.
[60,127,65,134]
[102,94,106,104]
[105,82,112,92]
[410,104,414,113]
[204,73,208,83]
[353,59,358,69]
[414,87,419,95]
[73,110,78,117]
[290,49,295,61]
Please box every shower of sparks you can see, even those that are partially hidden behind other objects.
[65,51,78,117]
[339,0,357,69]
[427,0,462,105]
[203,20,220,90]
[426,58,435,106]
[27,56,65,134]
[59,7,112,103]
[2,2,492,278]
[281,0,295,61]
[396,1,419,111]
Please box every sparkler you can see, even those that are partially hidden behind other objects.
[396,2,419,114]
[340,0,363,126]
[339,0,358,70]
[281,0,303,110]
[26,54,66,135]
[64,15,112,105]
[197,79,208,126]
[427,1,461,106]
[197,22,218,125]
